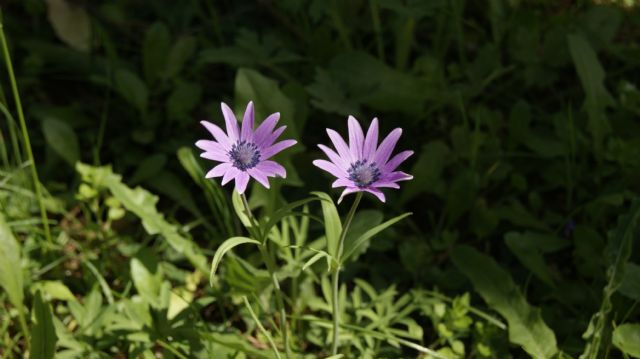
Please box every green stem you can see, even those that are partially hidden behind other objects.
[17,306,29,352]
[240,193,291,359]
[0,14,52,244]
[243,295,283,359]
[331,192,363,355]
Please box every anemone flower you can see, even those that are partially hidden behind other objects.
[196,101,296,194]
[313,116,413,203]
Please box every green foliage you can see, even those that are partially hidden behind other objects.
[209,236,260,285]
[1,0,639,357]
[612,324,640,358]
[452,245,558,359]
[580,200,640,359]
[30,291,57,359]
[0,213,23,311]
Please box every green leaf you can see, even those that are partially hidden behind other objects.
[177,147,233,237]
[452,245,558,359]
[210,237,260,286]
[130,253,165,309]
[32,281,76,301]
[165,36,197,79]
[143,22,170,82]
[114,69,148,114]
[581,199,640,359]
[261,197,320,238]
[167,81,202,119]
[76,163,208,273]
[504,231,568,287]
[312,192,342,259]
[0,213,23,311]
[342,212,412,262]
[568,34,614,158]
[620,262,640,300]
[42,117,80,166]
[199,332,277,359]
[612,323,640,358]
[45,0,91,52]
[31,291,58,359]
[129,153,166,185]
[235,68,301,140]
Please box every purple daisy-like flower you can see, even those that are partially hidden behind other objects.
[196,101,296,194]
[313,116,413,203]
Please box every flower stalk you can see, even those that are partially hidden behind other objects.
[0,14,52,244]
[331,191,363,355]
[241,193,292,359]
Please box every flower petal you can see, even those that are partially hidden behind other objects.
[374,128,402,166]
[332,178,352,188]
[383,150,413,172]
[261,139,297,159]
[234,172,250,194]
[338,187,360,204]
[248,168,270,188]
[318,144,349,170]
[371,181,400,189]
[348,116,364,160]
[384,171,413,182]
[254,112,280,147]
[205,162,232,178]
[200,151,228,162]
[363,118,379,161]
[364,187,386,202]
[259,126,286,148]
[256,160,286,178]
[327,129,352,163]
[201,121,232,148]
[313,159,345,179]
[221,167,239,185]
[241,101,255,141]
[221,102,240,141]
[196,139,228,157]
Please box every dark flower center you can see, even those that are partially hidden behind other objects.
[229,140,260,171]
[348,160,381,187]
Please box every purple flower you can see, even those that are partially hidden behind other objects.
[313,116,413,203]
[196,101,296,194]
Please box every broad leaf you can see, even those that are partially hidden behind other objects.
[504,231,568,286]
[568,34,614,158]
[612,323,640,358]
[142,22,170,81]
[452,245,558,359]
[42,117,80,166]
[45,0,90,52]
[620,262,640,300]
[0,214,23,311]
[114,69,148,114]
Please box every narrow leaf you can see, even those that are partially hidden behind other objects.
[30,291,58,359]
[580,199,640,359]
[312,192,342,258]
[342,213,412,262]
[210,237,260,286]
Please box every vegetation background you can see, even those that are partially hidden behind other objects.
[0,0,639,358]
